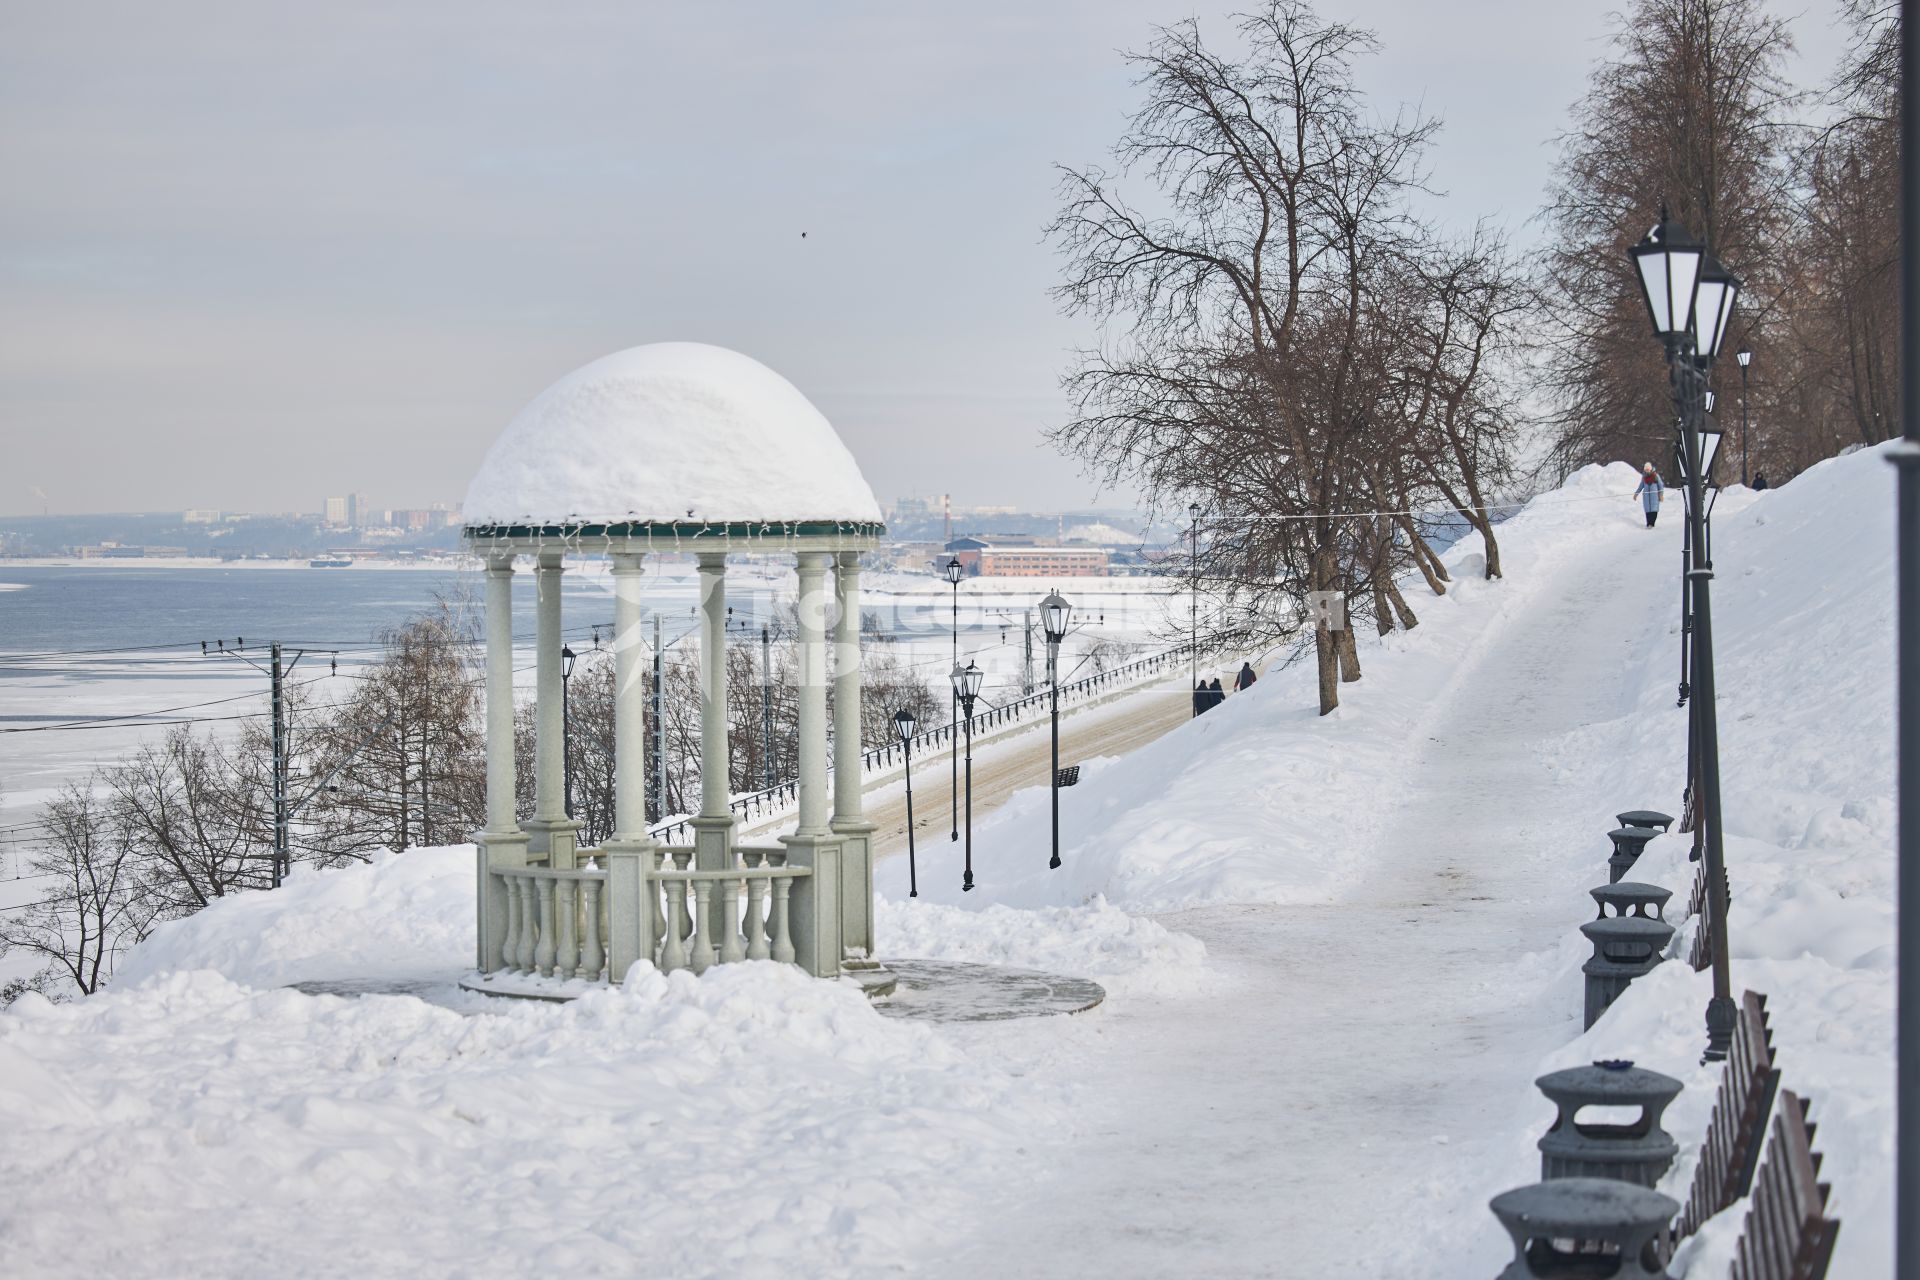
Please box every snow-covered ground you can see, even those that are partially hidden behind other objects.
[0,446,1897,1277]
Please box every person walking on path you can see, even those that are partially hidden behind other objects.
[1207,677,1226,710]
[1753,472,1769,491]
[1634,463,1665,528]
[1193,680,1207,717]
[1234,662,1258,692]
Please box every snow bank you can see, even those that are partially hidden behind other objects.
[114,845,477,989]
[1469,446,1897,1278]
[109,843,1205,1001]
[879,462,1653,913]
[463,343,884,526]
[0,959,1062,1277]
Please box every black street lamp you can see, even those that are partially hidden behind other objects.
[1628,206,1739,1062]
[894,707,920,898]
[1735,347,1753,486]
[1188,502,1202,708]
[945,556,964,842]
[560,644,577,820]
[1040,589,1073,870]
[950,659,984,892]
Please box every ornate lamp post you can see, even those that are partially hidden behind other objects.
[894,707,920,898]
[560,643,577,819]
[950,659,984,892]
[1735,347,1752,486]
[945,556,964,842]
[1188,502,1202,709]
[1628,207,1740,1062]
[1040,589,1073,870]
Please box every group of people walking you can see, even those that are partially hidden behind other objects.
[1193,662,1260,715]
[1635,461,1773,527]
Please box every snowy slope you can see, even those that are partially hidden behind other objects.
[1501,445,1897,1278]
[878,463,1667,912]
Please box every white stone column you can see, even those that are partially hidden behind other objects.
[611,553,649,838]
[783,550,843,978]
[603,550,657,983]
[484,556,521,836]
[794,553,833,837]
[690,553,735,946]
[831,551,877,959]
[529,550,577,868]
[476,553,528,971]
[696,553,733,823]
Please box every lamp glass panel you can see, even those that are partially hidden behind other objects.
[1699,427,1724,483]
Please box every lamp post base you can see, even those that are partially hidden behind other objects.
[1703,993,1737,1063]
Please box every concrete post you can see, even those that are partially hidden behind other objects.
[476,554,528,971]
[603,551,657,982]
[831,551,876,959]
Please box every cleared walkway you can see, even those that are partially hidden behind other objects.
[933,519,1675,1277]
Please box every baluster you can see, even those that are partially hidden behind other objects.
[689,881,716,973]
[515,878,538,972]
[534,878,557,977]
[720,879,745,964]
[770,877,795,964]
[659,879,690,972]
[745,876,770,960]
[555,879,579,980]
[579,878,605,980]
[672,850,695,943]
[499,875,520,973]
[649,849,668,945]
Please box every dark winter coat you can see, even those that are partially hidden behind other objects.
[1234,663,1258,692]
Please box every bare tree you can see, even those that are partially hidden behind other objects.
[0,782,155,996]
[1535,0,1795,473]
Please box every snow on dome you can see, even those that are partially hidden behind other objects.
[463,342,883,528]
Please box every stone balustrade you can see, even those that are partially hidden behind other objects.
[490,843,810,982]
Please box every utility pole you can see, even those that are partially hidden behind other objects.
[762,625,775,790]
[1892,7,1918,1272]
[270,641,289,889]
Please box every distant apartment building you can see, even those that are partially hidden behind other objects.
[182,509,222,524]
[323,495,350,527]
[349,493,376,526]
[941,536,1109,577]
[977,547,1109,577]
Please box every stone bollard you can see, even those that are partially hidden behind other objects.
[1580,915,1675,1029]
[1615,809,1675,834]
[1536,1060,1682,1187]
[1606,826,1662,883]
[1490,1178,1677,1279]
[1590,882,1672,923]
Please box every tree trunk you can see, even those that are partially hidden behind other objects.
[1396,515,1450,594]
[1335,620,1362,683]
[1315,624,1339,715]
[1373,581,1393,635]
[1386,579,1420,630]
[1476,520,1503,580]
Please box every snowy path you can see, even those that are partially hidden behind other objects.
[936,518,1676,1277]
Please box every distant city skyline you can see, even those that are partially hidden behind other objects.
[1,2,1849,516]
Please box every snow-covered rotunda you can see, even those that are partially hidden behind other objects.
[461,343,889,996]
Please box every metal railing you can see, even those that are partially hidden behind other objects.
[648,643,1192,842]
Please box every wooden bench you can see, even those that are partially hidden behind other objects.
[1729,1090,1841,1280]
[1679,990,1780,1238]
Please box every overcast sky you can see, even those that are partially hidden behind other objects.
[0,1,1850,517]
